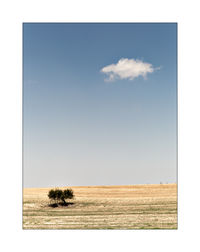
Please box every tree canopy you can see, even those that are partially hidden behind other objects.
[48,188,74,206]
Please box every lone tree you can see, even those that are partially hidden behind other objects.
[48,188,74,206]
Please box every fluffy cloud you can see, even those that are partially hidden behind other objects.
[101,58,159,81]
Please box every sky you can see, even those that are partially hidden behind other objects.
[23,23,177,188]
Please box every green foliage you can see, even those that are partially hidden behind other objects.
[48,188,74,205]
[48,189,56,201]
[63,189,74,199]
[55,189,63,201]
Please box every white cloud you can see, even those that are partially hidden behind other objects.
[101,58,160,81]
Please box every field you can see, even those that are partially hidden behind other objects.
[23,184,177,229]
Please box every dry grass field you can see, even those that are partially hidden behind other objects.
[23,184,177,229]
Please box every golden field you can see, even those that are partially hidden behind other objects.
[23,184,177,229]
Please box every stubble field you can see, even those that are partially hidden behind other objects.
[23,184,177,229]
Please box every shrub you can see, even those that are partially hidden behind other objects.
[63,189,74,200]
[55,189,63,203]
[48,189,56,201]
[48,188,74,206]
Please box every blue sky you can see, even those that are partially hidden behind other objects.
[23,23,177,187]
